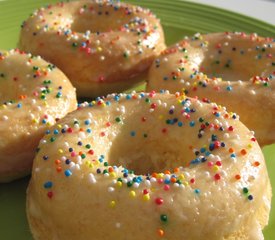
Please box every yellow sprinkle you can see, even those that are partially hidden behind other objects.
[183,181,189,186]
[32,119,39,124]
[179,174,185,180]
[110,172,117,178]
[129,191,136,198]
[57,124,62,129]
[97,47,102,52]
[116,181,122,188]
[158,115,163,120]
[213,165,219,172]
[247,144,253,149]
[58,149,63,154]
[143,194,150,201]
[109,200,116,208]
[157,173,164,179]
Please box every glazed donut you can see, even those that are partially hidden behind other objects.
[147,32,275,146]
[0,49,77,182]
[27,91,271,240]
[19,0,166,98]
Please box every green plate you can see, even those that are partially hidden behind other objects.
[0,0,275,239]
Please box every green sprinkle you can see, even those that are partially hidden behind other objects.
[85,144,91,149]
[115,117,121,123]
[127,181,133,187]
[104,162,108,167]
[243,187,249,194]
[160,214,168,222]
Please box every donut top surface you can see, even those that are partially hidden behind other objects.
[0,49,77,181]
[0,49,76,138]
[19,0,166,97]
[29,91,270,239]
[147,32,275,146]
[153,32,275,84]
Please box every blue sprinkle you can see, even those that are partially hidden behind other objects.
[114,95,120,101]
[130,131,136,137]
[17,103,22,108]
[194,189,200,194]
[189,121,195,127]
[215,112,220,117]
[86,128,92,133]
[106,101,111,106]
[178,121,183,127]
[44,181,53,189]
[65,159,71,165]
[226,86,232,91]
[84,120,91,125]
[191,158,200,164]
[205,151,211,156]
[200,148,206,153]
[53,129,59,135]
[126,94,131,100]
[64,169,72,177]
[164,179,171,184]
[42,119,47,124]
[230,153,236,158]
[209,143,215,151]
[45,130,51,135]
[185,107,191,113]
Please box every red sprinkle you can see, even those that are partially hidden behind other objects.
[47,191,53,199]
[214,173,221,181]
[155,198,164,205]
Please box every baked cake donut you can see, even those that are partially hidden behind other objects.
[0,49,77,182]
[147,32,275,146]
[19,0,166,98]
[27,91,271,239]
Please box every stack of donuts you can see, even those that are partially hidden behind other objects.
[1,0,274,239]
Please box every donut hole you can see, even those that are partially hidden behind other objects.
[70,5,133,33]
[192,37,271,81]
[108,108,194,175]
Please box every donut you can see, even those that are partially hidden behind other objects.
[27,91,271,239]
[19,0,166,98]
[147,32,275,146]
[0,49,77,182]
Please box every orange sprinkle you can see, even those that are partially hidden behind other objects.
[56,166,62,172]
[164,170,171,174]
[240,149,247,155]
[152,172,157,178]
[171,177,177,183]
[174,167,179,173]
[19,95,27,100]
[253,161,260,167]
[157,229,164,237]
[235,174,241,180]
[55,159,61,165]
[229,148,234,153]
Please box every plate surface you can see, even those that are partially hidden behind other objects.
[0,0,275,239]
